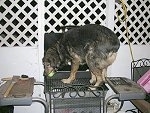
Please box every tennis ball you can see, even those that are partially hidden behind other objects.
[48,71,55,77]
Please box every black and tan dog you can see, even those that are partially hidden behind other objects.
[43,24,120,89]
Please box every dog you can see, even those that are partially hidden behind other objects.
[43,24,120,90]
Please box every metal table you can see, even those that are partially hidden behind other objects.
[0,76,49,113]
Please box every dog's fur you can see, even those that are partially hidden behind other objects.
[43,24,120,89]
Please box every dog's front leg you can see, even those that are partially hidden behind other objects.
[90,72,96,84]
[102,68,107,82]
[61,57,80,84]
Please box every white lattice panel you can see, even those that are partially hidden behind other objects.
[1,0,149,46]
[45,0,107,33]
[114,0,150,45]
[0,0,38,47]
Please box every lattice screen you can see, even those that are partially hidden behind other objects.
[0,0,38,47]
[44,0,107,33]
[0,0,149,47]
[114,0,150,45]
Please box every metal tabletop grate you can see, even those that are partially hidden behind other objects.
[44,71,108,94]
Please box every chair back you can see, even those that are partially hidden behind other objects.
[131,58,150,82]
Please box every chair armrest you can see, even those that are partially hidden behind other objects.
[131,100,150,113]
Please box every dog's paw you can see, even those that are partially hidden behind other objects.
[90,79,96,84]
[61,78,72,84]
[88,86,96,91]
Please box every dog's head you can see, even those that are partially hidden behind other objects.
[43,46,61,76]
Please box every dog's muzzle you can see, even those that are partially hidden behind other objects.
[43,62,57,76]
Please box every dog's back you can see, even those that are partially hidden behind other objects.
[59,24,120,63]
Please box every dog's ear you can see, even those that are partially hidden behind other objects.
[42,57,44,62]
[56,42,64,62]
[42,57,45,64]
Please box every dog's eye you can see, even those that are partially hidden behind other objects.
[43,62,51,67]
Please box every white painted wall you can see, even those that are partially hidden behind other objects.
[0,47,45,113]
[111,45,150,78]
[0,47,40,79]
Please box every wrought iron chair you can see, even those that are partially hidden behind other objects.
[127,58,150,113]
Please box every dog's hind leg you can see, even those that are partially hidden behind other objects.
[100,52,117,81]
[89,69,104,90]
[61,54,80,84]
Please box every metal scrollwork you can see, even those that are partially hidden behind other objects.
[51,84,105,98]
[132,58,150,68]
